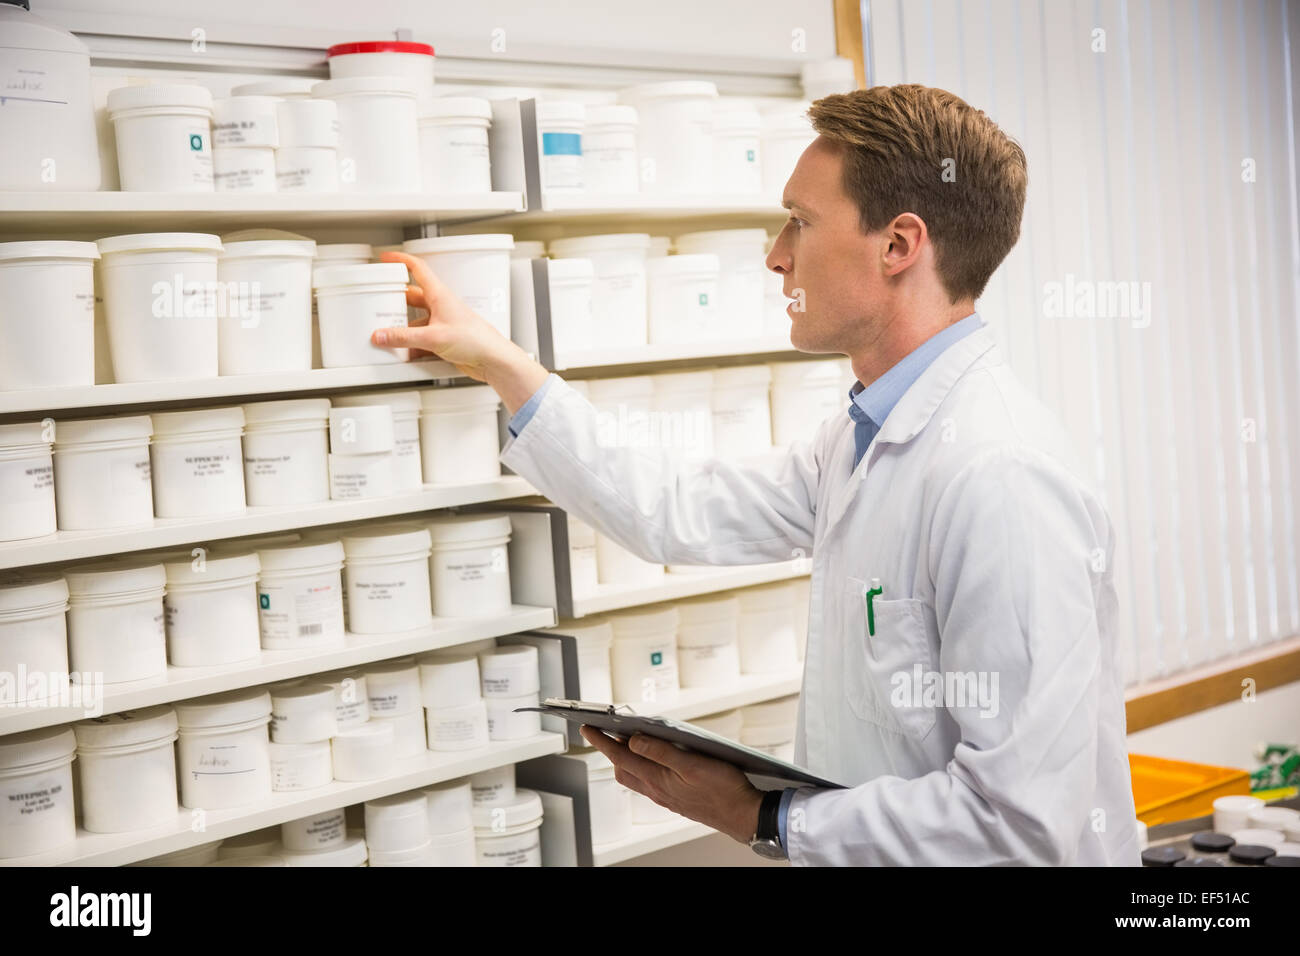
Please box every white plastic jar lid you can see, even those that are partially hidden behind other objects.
[312,262,408,288]
[417,653,480,707]
[479,643,538,675]
[1231,828,1286,846]
[542,617,614,647]
[768,359,843,387]
[175,687,272,729]
[271,682,336,716]
[472,787,543,830]
[73,704,178,751]
[675,228,770,248]
[283,835,367,867]
[1249,807,1300,828]
[341,523,433,559]
[242,397,331,426]
[586,104,638,126]
[0,574,68,615]
[366,790,428,822]
[0,240,100,263]
[547,257,595,280]
[651,369,714,392]
[418,96,492,121]
[402,234,515,255]
[418,384,500,412]
[333,720,395,747]
[0,421,49,449]
[1213,795,1265,812]
[365,657,420,681]
[549,233,651,256]
[268,739,330,760]
[427,513,512,546]
[232,78,318,98]
[256,539,345,573]
[676,593,740,624]
[646,253,720,276]
[712,364,772,388]
[736,580,796,612]
[618,80,718,100]
[315,242,374,261]
[311,75,422,98]
[212,94,279,122]
[53,415,153,447]
[107,82,214,114]
[64,561,166,598]
[220,239,317,260]
[610,604,679,637]
[164,551,261,587]
[535,99,585,124]
[0,725,76,772]
[331,389,422,413]
[150,405,245,438]
[96,233,223,256]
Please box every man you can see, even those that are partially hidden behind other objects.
[372,84,1140,866]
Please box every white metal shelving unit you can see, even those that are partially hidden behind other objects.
[570,559,811,618]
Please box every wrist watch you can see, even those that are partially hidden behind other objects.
[748,788,787,860]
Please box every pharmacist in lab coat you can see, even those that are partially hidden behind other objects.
[372,84,1140,866]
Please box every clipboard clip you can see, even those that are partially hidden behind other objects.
[542,697,637,716]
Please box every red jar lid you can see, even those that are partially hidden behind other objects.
[327,41,435,57]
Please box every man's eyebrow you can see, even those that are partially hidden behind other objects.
[782,198,811,213]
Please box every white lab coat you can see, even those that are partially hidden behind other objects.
[499,324,1141,866]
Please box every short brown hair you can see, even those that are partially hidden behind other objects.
[808,84,1028,303]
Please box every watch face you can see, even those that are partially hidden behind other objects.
[750,839,787,861]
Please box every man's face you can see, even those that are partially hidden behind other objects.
[766,134,884,354]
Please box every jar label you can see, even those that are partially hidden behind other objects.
[0,769,67,828]
[258,578,342,644]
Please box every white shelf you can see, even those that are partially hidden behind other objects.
[0,475,537,570]
[569,558,810,617]
[0,191,525,233]
[644,667,803,722]
[0,604,555,737]
[1,733,565,868]
[486,193,788,228]
[0,361,469,418]
[554,337,798,373]
[594,815,716,866]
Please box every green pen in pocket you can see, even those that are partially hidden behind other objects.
[865,577,883,636]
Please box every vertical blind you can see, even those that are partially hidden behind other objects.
[865,0,1300,684]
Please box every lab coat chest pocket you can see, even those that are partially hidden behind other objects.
[841,578,939,741]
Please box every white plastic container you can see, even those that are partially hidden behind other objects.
[470,764,516,806]
[418,653,481,709]
[211,96,276,192]
[241,398,331,507]
[549,233,650,349]
[0,576,69,697]
[711,365,773,458]
[712,105,762,194]
[426,699,490,752]
[646,253,720,345]
[0,242,98,390]
[427,513,513,618]
[675,594,741,689]
[1230,828,1286,847]
[596,536,664,590]
[547,256,595,359]
[473,788,543,866]
[313,262,410,367]
[418,385,503,485]
[63,562,167,683]
[212,144,276,192]
[365,658,423,717]
[485,692,540,740]
[581,749,631,845]
[367,841,432,866]
[609,605,680,705]
[312,75,422,192]
[326,40,436,90]
[546,618,614,702]
[418,96,492,193]
[329,404,394,455]
[478,644,539,698]
[365,791,431,852]
[73,705,178,833]
[0,422,56,540]
[736,582,800,673]
[55,419,153,521]
[332,391,423,490]
[760,103,815,199]
[769,359,844,447]
[107,83,214,192]
[423,778,474,833]
[134,840,222,867]
[376,709,427,756]
[318,671,370,730]
[1248,806,1300,832]
[174,688,272,809]
[675,229,768,340]
[282,809,346,851]
[254,539,345,650]
[650,369,714,464]
[340,524,433,633]
[583,104,639,194]
[587,373,656,459]
[0,5,101,191]
[269,683,338,743]
[402,234,513,340]
[536,100,584,193]
[275,99,340,192]
[97,233,224,383]
[232,78,318,98]
[740,721,795,762]
[328,449,394,500]
[268,740,333,791]
[567,516,599,599]
[618,81,717,195]
[0,726,77,858]
[218,239,316,373]
[163,551,261,667]
[149,406,247,518]
[331,720,397,781]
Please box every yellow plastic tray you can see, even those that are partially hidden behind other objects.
[1129,753,1252,826]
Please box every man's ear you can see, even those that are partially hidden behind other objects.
[881,213,927,276]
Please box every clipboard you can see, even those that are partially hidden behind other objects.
[518,698,846,791]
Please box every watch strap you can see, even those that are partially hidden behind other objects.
[757,788,784,846]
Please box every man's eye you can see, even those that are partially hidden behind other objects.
[788,217,805,229]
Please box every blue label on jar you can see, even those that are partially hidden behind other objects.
[542,132,582,156]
